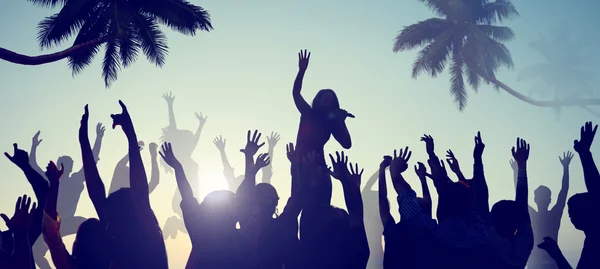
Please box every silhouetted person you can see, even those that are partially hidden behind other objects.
[213,133,280,192]
[512,152,572,269]
[292,49,354,205]
[41,161,110,269]
[29,128,104,269]
[538,122,600,269]
[109,141,160,195]
[160,92,207,240]
[160,142,252,269]
[300,151,369,269]
[489,138,534,269]
[79,103,168,269]
[362,170,383,269]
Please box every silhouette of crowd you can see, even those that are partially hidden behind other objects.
[0,50,597,269]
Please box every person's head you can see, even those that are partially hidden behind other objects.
[438,181,473,220]
[491,200,523,238]
[301,206,350,250]
[57,155,74,175]
[312,89,339,111]
[198,190,237,231]
[72,218,111,269]
[161,129,195,159]
[534,185,552,211]
[255,183,279,218]
[568,193,595,231]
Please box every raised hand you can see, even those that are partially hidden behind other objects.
[420,135,435,155]
[110,100,134,133]
[574,121,597,153]
[390,146,412,176]
[96,123,106,138]
[348,162,364,187]
[266,132,281,148]
[138,141,145,151]
[446,149,461,173]
[213,136,226,151]
[240,130,265,156]
[414,162,427,178]
[195,112,207,126]
[45,161,64,184]
[511,138,530,168]
[254,153,271,171]
[149,142,158,153]
[380,155,392,169]
[559,151,574,167]
[298,49,310,70]
[286,143,297,164]
[509,159,518,172]
[162,92,175,104]
[5,143,30,169]
[473,131,485,158]
[159,142,181,168]
[1,195,36,232]
[329,151,350,180]
[32,131,43,148]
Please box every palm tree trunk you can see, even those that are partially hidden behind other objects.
[0,37,108,66]
[489,78,600,107]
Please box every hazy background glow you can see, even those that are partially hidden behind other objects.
[1,0,599,268]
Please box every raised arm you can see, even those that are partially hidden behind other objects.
[415,162,432,217]
[378,156,395,226]
[2,195,37,269]
[79,106,106,220]
[262,132,280,184]
[472,132,489,217]
[421,134,451,190]
[109,151,131,194]
[213,136,239,191]
[446,149,467,182]
[44,161,64,221]
[293,50,311,114]
[162,92,177,130]
[553,152,573,212]
[111,100,151,210]
[329,152,365,224]
[5,144,49,207]
[236,130,268,201]
[75,123,105,175]
[159,143,194,201]
[512,138,530,210]
[29,131,46,177]
[148,143,160,194]
[573,122,600,194]
[191,112,207,153]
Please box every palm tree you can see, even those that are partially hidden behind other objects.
[0,0,212,87]
[394,0,600,110]
[518,28,598,116]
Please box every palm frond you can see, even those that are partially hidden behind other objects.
[140,0,212,35]
[102,39,121,87]
[449,49,467,110]
[479,0,519,24]
[393,18,452,52]
[27,0,67,8]
[477,25,515,42]
[417,0,454,17]
[411,31,452,78]
[67,9,111,75]
[119,32,141,67]
[36,0,96,48]
[132,14,168,66]
[517,63,555,81]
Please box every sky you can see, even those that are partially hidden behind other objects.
[0,0,599,268]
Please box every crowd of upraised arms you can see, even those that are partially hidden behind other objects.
[0,50,597,269]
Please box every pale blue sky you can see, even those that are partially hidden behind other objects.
[0,0,599,267]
